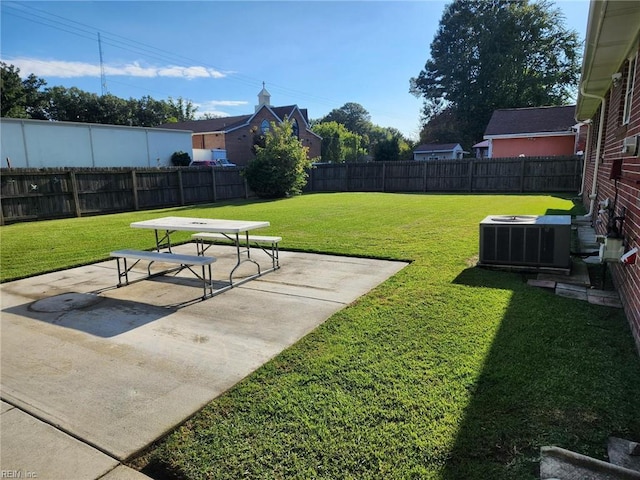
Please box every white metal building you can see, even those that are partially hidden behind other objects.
[1,118,192,168]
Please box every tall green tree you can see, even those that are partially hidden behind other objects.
[1,63,47,119]
[311,121,361,163]
[416,106,460,145]
[97,94,131,125]
[373,137,401,162]
[165,96,198,123]
[129,96,170,127]
[43,86,101,123]
[410,0,580,148]
[319,102,373,137]
[243,120,312,198]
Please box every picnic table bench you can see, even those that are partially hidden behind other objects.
[110,249,216,299]
[191,232,281,270]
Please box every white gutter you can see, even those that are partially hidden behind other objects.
[578,84,606,219]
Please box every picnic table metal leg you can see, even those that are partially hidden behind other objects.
[153,229,174,252]
[115,257,132,286]
[228,231,262,285]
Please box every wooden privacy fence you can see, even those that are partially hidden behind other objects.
[0,156,582,224]
[0,166,249,225]
[306,156,582,194]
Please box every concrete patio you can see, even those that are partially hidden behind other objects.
[0,245,407,479]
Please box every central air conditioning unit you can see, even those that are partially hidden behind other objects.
[479,215,571,271]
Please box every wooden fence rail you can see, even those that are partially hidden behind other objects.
[0,156,582,225]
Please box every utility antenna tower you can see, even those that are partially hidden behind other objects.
[98,32,108,95]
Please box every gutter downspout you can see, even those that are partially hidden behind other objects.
[577,84,606,219]
[576,119,590,197]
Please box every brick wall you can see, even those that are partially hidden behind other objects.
[583,46,640,351]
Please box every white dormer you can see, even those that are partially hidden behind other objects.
[255,82,271,112]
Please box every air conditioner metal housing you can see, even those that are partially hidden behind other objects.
[479,215,571,271]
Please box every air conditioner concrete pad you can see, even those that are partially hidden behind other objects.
[527,279,556,289]
[555,282,588,301]
[587,290,623,308]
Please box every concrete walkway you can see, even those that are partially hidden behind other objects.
[0,245,407,479]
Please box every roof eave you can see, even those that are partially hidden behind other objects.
[576,0,640,121]
[484,131,575,140]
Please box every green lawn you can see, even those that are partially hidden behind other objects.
[1,193,638,479]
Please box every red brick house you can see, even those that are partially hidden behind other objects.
[161,86,321,166]
[484,105,584,158]
[576,0,640,351]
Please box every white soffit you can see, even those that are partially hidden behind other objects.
[576,0,640,121]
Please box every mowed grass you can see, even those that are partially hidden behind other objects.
[1,193,638,479]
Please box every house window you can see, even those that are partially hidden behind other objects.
[260,119,270,134]
[623,52,637,125]
[291,119,299,138]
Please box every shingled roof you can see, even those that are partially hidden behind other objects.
[159,115,251,133]
[158,105,310,133]
[484,105,577,137]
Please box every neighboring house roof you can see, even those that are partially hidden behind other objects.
[473,140,489,148]
[484,106,577,137]
[413,143,461,153]
[576,1,640,121]
[159,115,251,133]
[158,105,316,136]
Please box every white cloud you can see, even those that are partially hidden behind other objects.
[5,57,228,80]
[194,99,250,118]
[202,100,248,107]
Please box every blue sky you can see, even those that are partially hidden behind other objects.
[2,1,589,140]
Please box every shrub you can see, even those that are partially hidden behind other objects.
[243,120,312,198]
[171,151,191,166]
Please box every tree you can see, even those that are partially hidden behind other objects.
[130,95,171,127]
[374,137,400,162]
[311,121,348,163]
[171,151,191,166]
[43,86,101,123]
[199,112,223,120]
[416,106,461,145]
[1,63,47,118]
[97,94,131,125]
[166,96,198,123]
[319,102,372,137]
[410,0,580,149]
[243,120,312,198]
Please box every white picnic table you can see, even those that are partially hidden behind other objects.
[129,216,276,291]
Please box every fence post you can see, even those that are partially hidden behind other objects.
[345,163,350,192]
[211,168,217,202]
[177,169,185,205]
[520,157,526,193]
[69,171,82,217]
[468,159,474,192]
[381,162,386,192]
[423,162,428,192]
[131,170,139,210]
